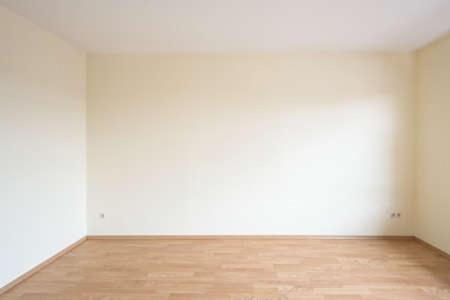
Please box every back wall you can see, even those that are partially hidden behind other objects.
[87,53,414,235]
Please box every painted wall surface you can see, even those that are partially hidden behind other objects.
[416,33,450,254]
[87,53,415,236]
[0,6,86,287]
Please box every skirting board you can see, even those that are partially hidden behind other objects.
[87,235,415,240]
[0,237,87,295]
[414,236,449,258]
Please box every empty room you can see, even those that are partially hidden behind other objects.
[1,0,449,299]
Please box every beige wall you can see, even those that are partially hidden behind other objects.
[416,33,450,254]
[87,53,415,235]
[0,2,448,289]
[0,6,86,287]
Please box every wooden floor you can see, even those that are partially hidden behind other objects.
[1,238,449,300]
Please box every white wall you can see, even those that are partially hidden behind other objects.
[415,33,450,254]
[0,6,86,287]
[87,53,415,236]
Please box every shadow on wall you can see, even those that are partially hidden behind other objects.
[87,55,414,235]
[169,96,410,235]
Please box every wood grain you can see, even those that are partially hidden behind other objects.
[1,238,449,299]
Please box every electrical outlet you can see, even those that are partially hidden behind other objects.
[99,213,105,219]
[390,212,401,218]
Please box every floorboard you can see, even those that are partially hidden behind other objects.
[1,238,449,299]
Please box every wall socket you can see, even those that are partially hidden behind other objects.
[99,213,105,219]
[390,212,401,218]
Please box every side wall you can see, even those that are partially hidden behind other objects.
[416,33,450,254]
[87,53,415,236]
[0,6,87,287]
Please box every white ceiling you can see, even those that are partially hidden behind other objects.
[2,0,450,53]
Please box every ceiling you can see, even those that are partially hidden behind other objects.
[1,0,450,53]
